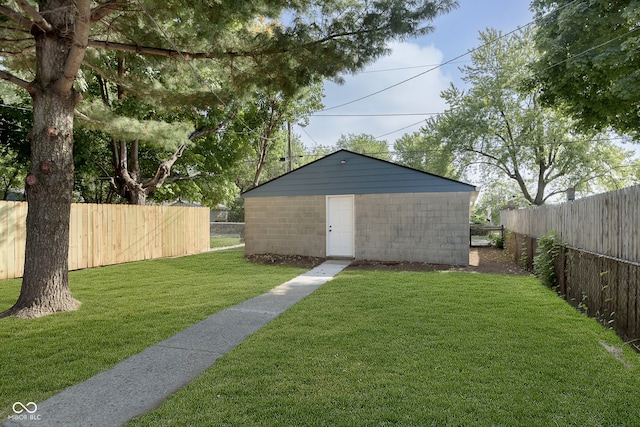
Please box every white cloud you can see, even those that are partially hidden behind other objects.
[298,42,452,148]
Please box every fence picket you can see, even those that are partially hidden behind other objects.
[0,202,209,280]
[502,185,640,263]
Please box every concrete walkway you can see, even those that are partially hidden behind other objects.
[5,260,351,427]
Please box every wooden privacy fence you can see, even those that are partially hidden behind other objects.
[501,184,639,263]
[507,232,640,350]
[0,201,210,280]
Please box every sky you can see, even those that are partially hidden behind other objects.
[296,0,534,149]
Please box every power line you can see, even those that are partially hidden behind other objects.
[375,119,426,139]
[537,26,640,75]
[319,0,581,113]
[299,125,319,146]
[319,34,529,112]
[324,0,640,143]
[311,112,442,117]
[360,61,469,73]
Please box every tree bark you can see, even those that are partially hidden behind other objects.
[109,139,185,205]
[1,0,83,318]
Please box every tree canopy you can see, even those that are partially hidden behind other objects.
[393,131,463,179]
[531,0,640,136]
[0,86,31,199]
[420,28,638,206]
[336,133,391,160]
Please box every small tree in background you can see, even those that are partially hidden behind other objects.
[336,133,391,161]
[420,28,638,206]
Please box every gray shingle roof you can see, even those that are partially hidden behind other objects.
[242,150,477,198]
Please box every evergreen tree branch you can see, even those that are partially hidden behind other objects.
[74,109,101,123]
[0,70,32,92]
[82,61,135,96]
[0,5,33,30]
[86,39,224,59]
[14,0,53,33]
[87,25,384,61]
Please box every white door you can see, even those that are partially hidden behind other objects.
[326,195,354,257]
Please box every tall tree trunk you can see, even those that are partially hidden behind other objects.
[1,0,84,318]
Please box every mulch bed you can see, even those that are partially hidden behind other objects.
[247,247,530,275]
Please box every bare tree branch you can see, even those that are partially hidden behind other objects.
[90,0,128,23]
[0,5,33,30]
[0,69,32,91]
[87,39,223,60]
[130,139,140,183]
[54,0,91,94]
[141,144,187,191]
[87,26,382,60]
[15,0,53,32]
[0,36,34,44]
[541,188,566,203]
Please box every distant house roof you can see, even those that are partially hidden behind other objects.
[170,199,202,207]
[170,199,229,210]
[242,149,477,198]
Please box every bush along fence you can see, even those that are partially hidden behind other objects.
[0,201,210,280]
[506,232,640,351]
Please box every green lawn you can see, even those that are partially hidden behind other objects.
[0,249,305,418]
[210,236,242,248]
[2,253,639,426]
[127,269,640,426]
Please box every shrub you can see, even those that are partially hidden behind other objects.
[533,231,562,287]
[488,232,504,249]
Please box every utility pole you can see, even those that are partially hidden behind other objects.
[287,120,292,172]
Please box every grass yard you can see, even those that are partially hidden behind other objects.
[210,236,242,248]
[127,269,640,426]
[0,249,306,418]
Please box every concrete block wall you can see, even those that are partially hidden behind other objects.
[244,196,326,257]
[245,192,470,265]
[355,192,470,265]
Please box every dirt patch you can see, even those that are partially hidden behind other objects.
[247,247,529,275]
[348,247,528,275]
[246,253,326,269]
[466,246,530,275]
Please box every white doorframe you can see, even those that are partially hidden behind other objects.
[326,195,355,257]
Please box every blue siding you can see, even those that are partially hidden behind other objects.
[243,150,476,198]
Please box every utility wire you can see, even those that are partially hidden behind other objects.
[360,60,469,73]
[364,1,639,143]
[312,112,442,117]
[319,0,582,113]
[375,119,426,138]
